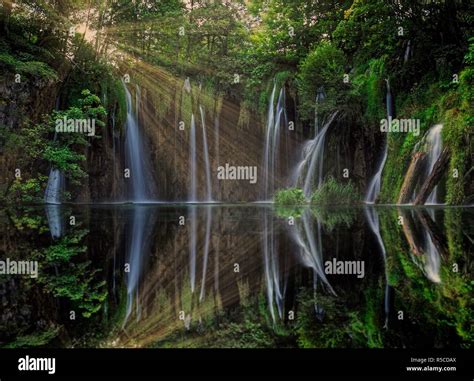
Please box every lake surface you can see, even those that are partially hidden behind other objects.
[0,204,472,348]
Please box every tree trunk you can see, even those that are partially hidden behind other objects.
[414,148,450,205]
[416,210,448,259]
[2,0,12,35]
[398,152,426,204]
[399,208,424,256]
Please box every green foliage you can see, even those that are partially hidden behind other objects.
[334,0,397,65]
[363,58,386,123]
[349,287,383,348]
[8,176,47,204]
[0,51,58,80]
[297,42,347,120]
[38,230,108,318]
[295,290,350,348]
[273,188,306,205]
[3,326,60,348]
[3,88,108,202]
[311,207,357,231]
[311,177,360,205]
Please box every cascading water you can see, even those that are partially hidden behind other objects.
[188,115,197,291]
[262,209,287,322]
[404,40,412,63]
[423,229,441,283]
[263,83,287,200]
[292,112,338,199]
[288,209,335,295]
[199,207,212,301]
[123,82,156,326]
[44,167,64,205]
[200,106,212,202]
[261,83,288,319]
[364,206,391,327]
[44,98,65,238]
[189,114,197,202]
[424,124,443,204]
[123,207,155,326]
[365,78,394,203]
[198,107,213,299]
[44,204,64,239]
[124,82,153,202]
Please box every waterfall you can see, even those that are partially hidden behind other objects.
[200,106,212,202]
[123,207,155,326]
[424,124,443,204]
[262,209,286,322]
[423,229,441,283]
[189,205,197,293]
[189,114,197,202]
[288,209,335,295]
[44,167,64,204]
[197,106,213,298]
[263,83,287,200]
[365,78,393,203]
[404,40,411,63]
[199,207,212,301]
[123,82,154,202]
[292,112,338,199]
[44,97,64,237]
[45,204,63,239]
[364,206,391,327]
[122,81,156,326]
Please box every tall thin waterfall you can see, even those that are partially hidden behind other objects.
[263,83,287,200]
[424,124,443,204]
[189,114,197,202]
[423,229,441,283]
[124,82,153,202]
[404,40,412,63]
[199,207,212,301]
[262,209,287,322]
[44,167,64,204]
[123,207,155,326]
[365,78,393,203]
[364,206,391,327]
[200,106,212,202]
[44,99,64,238]
[123,82,156,326]
[189,205,197,293]
[187,114,197,292]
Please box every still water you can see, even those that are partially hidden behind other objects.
[0,205,472,348]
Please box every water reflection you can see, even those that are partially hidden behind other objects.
[0,205,472,348]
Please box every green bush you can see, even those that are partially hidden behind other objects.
[311,177,360,205]
[273,188,306,205]
[297,42,346,120]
